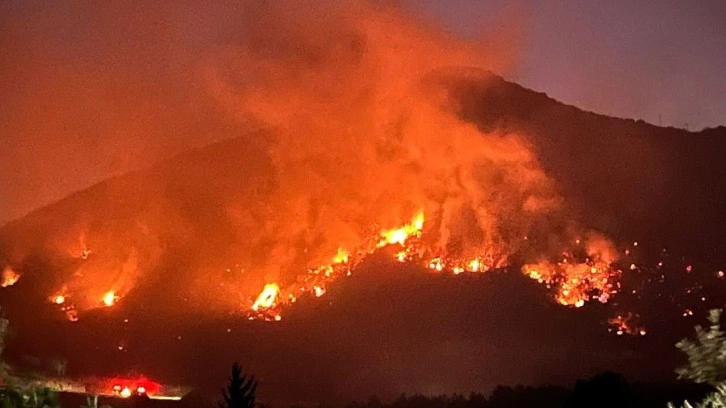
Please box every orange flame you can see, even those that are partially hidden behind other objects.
[252,283,280,311]
[523,249,620,308]
[247,211,512,321]
[313,285,325,297]
[468,258,485,273]
[428,257,444,271]
[377,212,424,247]
[1,267,20,287]
[102,291,118,307]
[608,313,646,336]
[333,248,349,264]
[244,212,628,328]
[49,290,78,321]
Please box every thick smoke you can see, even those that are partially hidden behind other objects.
[0,0,603,313]
[204,1,562,284]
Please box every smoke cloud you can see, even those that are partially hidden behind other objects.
[204,1,562,283]
[1,0,599,313]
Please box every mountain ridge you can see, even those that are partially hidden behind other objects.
[1,71,725,403]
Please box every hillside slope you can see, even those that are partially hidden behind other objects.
[449,73,726,256]
[0,73,724,403]
[2,72,725,309]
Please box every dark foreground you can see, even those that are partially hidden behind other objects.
[53,372,710,408]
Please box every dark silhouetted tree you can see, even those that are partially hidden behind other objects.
[219,363,257,408]
[0,314,60,408]
[1,309,8,377]
[564,371,638,408]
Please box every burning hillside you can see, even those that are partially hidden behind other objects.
[1,6,726,401]
[0,2,571,317]
[245,211,622,323]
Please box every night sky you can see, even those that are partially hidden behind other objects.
[412,0,726,129]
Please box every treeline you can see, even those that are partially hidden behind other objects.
[342,372,710,408]
[6,309,726,408]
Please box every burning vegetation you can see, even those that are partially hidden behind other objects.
[1,267,19,288]
[246,212,618,322]
[0,0,724,344]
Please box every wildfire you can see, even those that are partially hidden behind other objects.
[103,291,118,307]
[524,257,619,307]
[247,211,511,321]
[377,212,424,247]
[523,238,620,309]
[608,313,646,336]
[66,309,79,322]
[428,257,444,272]
[333,248,349,264]
[1,267,20,287]
[251,283,280,312]
[246,211,622,322]
[17,205,714,336]
[49,291,78,321]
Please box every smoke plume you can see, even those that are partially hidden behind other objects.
[204,1,561,283]
[1,0,601,314]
